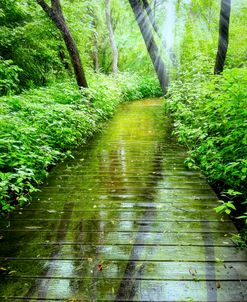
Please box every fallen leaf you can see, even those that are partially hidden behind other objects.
[97,264,103,271]
[215,257,224,263]
[25,226,42,229]
[0,267,7,272]
[216,281,221,288]
[189,268,197,276]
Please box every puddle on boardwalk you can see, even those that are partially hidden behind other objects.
[0,99,246,301]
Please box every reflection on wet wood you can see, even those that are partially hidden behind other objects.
[0,99,246,301]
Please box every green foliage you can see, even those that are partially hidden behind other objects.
[238,212,247,225]
[117,73,162,101]
[165,67,247,224]
[215,200,236,215]
[0,58,22,95]
[231,233,247,249]
[0,0,66,94]
[0,73,161,215]
[173,0,247,77]
[227,2,247,68]
[0,0,156,95]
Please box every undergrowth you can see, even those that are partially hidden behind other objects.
[0,72,162,215]
[165,67,247,229]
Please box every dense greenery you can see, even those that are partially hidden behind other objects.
[164,0,247,227]
[0,73,161,214]
[165,68,247,212]
[0,0,155,95]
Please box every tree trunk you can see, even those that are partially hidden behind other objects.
[88,6,100,72]
[129,0,168,94]
[214,0,231,74]
[36,0,88,88]
[105,0,118,74]
[142,0,163,42]
[92,40,100,72]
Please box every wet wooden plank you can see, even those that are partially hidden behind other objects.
[0,231,235,246]
[40,184,212,191]
[29,193,218,205]
[44,177,208,187]
[10,209,228,221]
[37,188,215,196]
[29,198,219,207]
[0,219,236,233]
[0,279,246,301]
[1,260,246,280]
[21,203,220,213]
[0,244,246,262]
[51,171,205,177]
[41,181,210,189]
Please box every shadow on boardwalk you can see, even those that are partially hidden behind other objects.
[0,99,246,301]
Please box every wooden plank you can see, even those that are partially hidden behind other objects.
[0,244,246,262]
[41,179,210,187]
[10,209,228,221]
[0,231,235,246]
[0,220,236,233]
[21,203,219,212]
[39,183,211,190]
[0,279,246,301]
[50,171,205,177]
[37,188,215,195]
[29,198,219,207]
[1,260,246,280]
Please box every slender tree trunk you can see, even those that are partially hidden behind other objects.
[92,38,100,72]
[88,7,100,72]
[36,0,88,88]
[129,0,168,94]
[105,0,118,74]
[142,0,162,41]
[214,0,231,74]
[153,0,157,17]
[142,0,169,53]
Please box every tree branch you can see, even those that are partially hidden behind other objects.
[36,0,52,18]
[51,0,63,15]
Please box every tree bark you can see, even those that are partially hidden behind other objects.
[214,0,231,74]
[87,6,100,72]
[142,0,162,41]
[92,36,100,73]
[36,0,88,88]
[129,0,168,94]
[105,0,118,74]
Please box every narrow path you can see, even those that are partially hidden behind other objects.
[0,99,246,301]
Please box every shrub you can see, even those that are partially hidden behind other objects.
[165,68,247,224]
[0,58,22,96]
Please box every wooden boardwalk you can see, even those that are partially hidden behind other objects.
[0,99,246,301]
